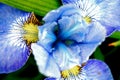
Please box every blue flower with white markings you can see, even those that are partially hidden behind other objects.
[0,3,40,73]
[62,0,120,36]
[44,59,113,80]
[31,4,112,79]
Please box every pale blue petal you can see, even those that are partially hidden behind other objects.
[68,0,120,36]
[82,59,113,80]
[79,22,106,63]
[61,0,79,4]
[43,10,59,23]
[61,0,104,5]
[79,43,99,63]
[0,3,30,73]
[57,21,106,64]
[37,22,57,52]
[31,43,61,78]
[58,14,88,42]
[82,0,120,35]
[98,0,120,28]
[84,22,106,43]
[43,4,79,23]
[52,42,80,70]
[61,8,81,17]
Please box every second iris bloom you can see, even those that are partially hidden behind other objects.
[32,4,111,79]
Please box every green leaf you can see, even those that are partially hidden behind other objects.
[0,0,61,16]
[109,31,120,39]
[93,47,105,61]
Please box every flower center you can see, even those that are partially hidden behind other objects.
[23,13,40,45]
[61,65,81,78]
[83,16,92,24]
[23,23,39,45]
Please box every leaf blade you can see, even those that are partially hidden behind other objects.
[0,0,61,16]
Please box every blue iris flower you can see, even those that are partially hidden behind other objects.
[61,0,120,36]
[0,3,40,73]
[31,4,111,79]
[45,59,113,80]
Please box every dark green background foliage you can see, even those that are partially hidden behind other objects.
[0,0,120,80]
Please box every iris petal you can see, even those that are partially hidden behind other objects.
[104,26,116,36]
[43,4,79,23]
[98,0,120,25]
[44,77,56,80]
[0,3,30,31]
[82,59,113,80]
[44,59,113,80]
[61,0,79,4]
[62,0,120,36]
[79,22,106,63]
[52,42,80,70]
[116,26,120,31]
[37,22,57,52]
[84,22,106,43]
[31,43,61,78]
[96,0,120,35]
[0,3,30,73]
[0,39,30,73]
[58,14,88,42]
[81,0,120,36]
[36,3,107,79]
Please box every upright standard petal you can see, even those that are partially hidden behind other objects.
[58,14,88,41]
[43,4,80,23]
[37,22,57,52]
[0,3,40,73]
[79,21,106,63]
[31,43,61,78]
[82,59,113,80]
